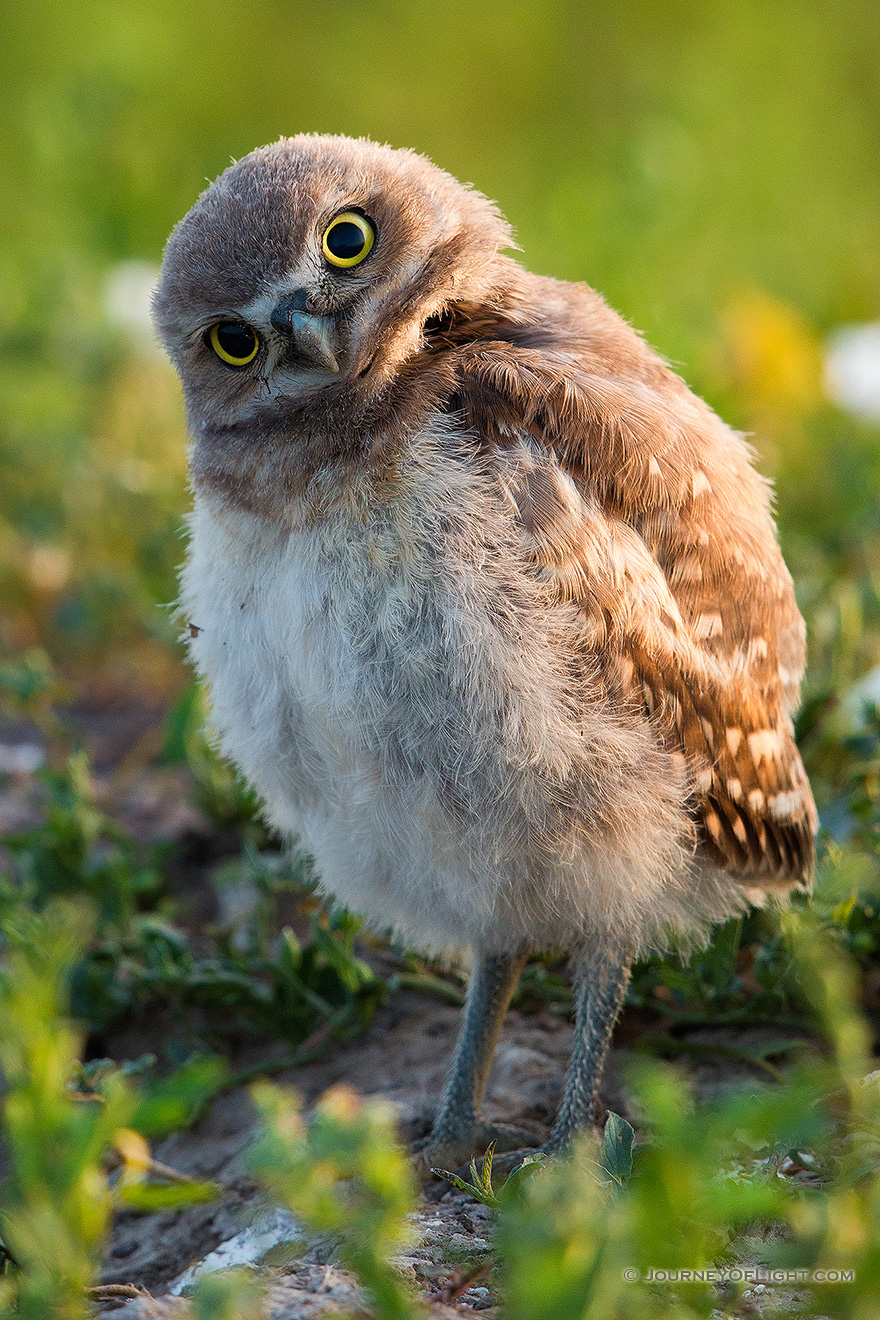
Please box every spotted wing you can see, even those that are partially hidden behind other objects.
[455,341,817,889]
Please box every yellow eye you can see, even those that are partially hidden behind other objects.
[209,322,260,367]
[322,211,375,268]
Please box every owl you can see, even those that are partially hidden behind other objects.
[154,135,817,1177]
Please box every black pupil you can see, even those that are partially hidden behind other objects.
[216,323,255,358]
[326,220,367,260]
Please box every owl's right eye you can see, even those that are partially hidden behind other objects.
[208,322,260,367]
[322,212,376,267]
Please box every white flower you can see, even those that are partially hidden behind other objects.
[823,323,880,423]
[102,260,162,354]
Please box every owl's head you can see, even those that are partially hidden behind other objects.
[154,135,513,438]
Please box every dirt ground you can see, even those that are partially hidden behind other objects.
[93,987,805,1319]
[97,989,571,1311]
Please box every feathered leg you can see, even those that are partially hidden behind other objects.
[413,946,531,1172]
[544,943,632,1154]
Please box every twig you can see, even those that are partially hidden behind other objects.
[88,1282,153,1305]
[634,1032,796,1082]
[223,1014,341,1090]
[144,1156,214,1186]
[431,1261,491,1303]
[107,1146,226,1192]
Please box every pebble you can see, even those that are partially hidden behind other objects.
[446,1233,492,1254]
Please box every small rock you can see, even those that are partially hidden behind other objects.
[446,1233,492,1254]
[169,1206,304,1294]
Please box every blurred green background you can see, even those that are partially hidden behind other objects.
[1,0,879,812]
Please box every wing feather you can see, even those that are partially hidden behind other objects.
[453,333,817,890]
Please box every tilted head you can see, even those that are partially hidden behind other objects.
[154,136,514,499]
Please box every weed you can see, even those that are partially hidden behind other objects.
[1,902,880,1318]
[0,903,219,1318]
[251,1082,421,1320]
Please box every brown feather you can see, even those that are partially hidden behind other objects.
[441,275,817,891]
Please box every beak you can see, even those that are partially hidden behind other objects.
[271,293,340,374]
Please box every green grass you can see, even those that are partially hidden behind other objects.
[0,737,387,1059]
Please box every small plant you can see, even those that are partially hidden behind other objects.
[251,1082,422,1320]
[2,898,880,1319]
[0,903,129,1319]
[2,749,166,931]
[596,1111,635,1188]
[430,1141,548,1209]
[0,902,220,1317]
[0,899,280,1318]
[431,1140,504,1207]
[1,745,387,1057]
[0,647,67,743]
[161,683,269,839]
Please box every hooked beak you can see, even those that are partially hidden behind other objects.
[270,292,340,374]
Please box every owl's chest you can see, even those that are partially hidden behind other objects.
[180,492,455,826]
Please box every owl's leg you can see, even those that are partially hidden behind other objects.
[413,946,532,1174]
[544,941,632,1155]
[459,943,632,1185]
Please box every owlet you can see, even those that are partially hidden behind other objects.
[155,135,816,1175]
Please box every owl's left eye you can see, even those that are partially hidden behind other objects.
[322,211,375,268]
[208,322,260,367]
